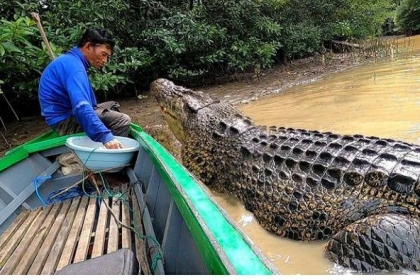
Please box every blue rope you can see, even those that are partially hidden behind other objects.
[42,148,101,205]
[47,184,96,204]
[33,175,51,206]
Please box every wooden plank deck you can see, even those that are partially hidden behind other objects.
[0,184,144,275]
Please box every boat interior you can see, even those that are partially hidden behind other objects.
[0,128,277,275]
[0,134,164,275]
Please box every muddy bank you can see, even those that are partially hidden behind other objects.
[0,52,363,157]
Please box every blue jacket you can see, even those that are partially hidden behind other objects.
[38,47,114,144]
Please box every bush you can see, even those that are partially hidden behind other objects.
[0,16,51,98]
[276,0,394,60]
[395,0,420,35]
[139,1,282,83]
[279,23,322,61]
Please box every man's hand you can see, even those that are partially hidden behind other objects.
[104,138,124,149]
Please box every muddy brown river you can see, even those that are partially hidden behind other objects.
[210,35,420,275]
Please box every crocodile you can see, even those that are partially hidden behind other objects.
[151,78,420,273]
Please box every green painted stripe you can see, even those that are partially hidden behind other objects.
[0,148,28,172]
[23,132,85,153]
[0,131,85,172]
[131,128,275,275]
[4,130,59,156]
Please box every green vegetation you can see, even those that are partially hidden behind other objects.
[0,16,51,97]
[0,0,418,116]
[395,0,420,34]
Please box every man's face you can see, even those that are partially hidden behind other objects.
[85,43,112,69]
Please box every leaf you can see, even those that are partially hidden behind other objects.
[1,42,22,53]
[0,31,12,41]
[20,30,34,36]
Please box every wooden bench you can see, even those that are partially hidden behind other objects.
[0,183,146,275]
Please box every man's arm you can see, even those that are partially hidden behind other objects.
[66,71,115,145]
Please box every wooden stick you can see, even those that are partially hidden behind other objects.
[0,116,7,131]
[47,176,88,201]
[0,130,10,148]
[1,93,19,121]
[30,12,56,60]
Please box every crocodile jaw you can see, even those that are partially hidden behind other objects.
[151,78,187,143]
[151,78,216,143]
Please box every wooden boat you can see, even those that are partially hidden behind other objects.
[0,124,278,275]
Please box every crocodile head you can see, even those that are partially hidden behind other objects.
[150,78,216,143]
[150,79,251,189]
[151,78,255,191]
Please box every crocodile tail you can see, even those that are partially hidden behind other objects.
[324,213,420,272]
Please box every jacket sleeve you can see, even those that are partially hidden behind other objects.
[66,71,114,144]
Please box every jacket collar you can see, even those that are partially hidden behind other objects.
[67,46,90,71]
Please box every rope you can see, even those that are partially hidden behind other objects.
[87,172,163,273]
[79,148,164,274]
[32,175,51,206]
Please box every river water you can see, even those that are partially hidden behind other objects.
[211,35,420,275]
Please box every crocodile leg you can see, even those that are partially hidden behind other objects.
[324,214,420,272]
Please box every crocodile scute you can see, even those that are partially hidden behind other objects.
[151,78,420,273]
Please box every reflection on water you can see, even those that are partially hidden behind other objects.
[211,35,420,275]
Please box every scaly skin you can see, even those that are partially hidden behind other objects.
[151,78,420,273]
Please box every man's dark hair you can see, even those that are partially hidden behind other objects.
[77,28,115,50]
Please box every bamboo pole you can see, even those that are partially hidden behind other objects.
[30,12,56,60]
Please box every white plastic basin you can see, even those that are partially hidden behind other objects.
[65,136,140,172]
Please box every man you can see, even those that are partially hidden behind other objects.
[38,28,130,149]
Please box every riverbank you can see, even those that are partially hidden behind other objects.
[0,52,365,157]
